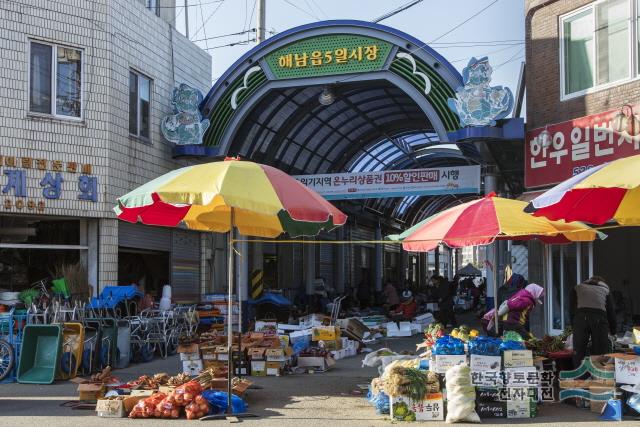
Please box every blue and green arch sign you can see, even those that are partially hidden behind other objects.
[176,20,464,158]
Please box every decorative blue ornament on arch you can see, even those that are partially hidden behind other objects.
[447,57,514,127]
[161,83,210,146]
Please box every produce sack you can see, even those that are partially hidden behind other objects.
[128,392,167,418]
[156,395,181,419]
[185,395,211,420]
[201,390,247,415]
[174,380,203,406]
[468,336,502,356]
[362,348,397,368]
[445,365,480,424]
[432,335,465,355]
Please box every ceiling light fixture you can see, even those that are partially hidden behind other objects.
[318,86,335,106]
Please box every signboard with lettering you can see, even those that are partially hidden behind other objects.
[614,356,640,385]
[294,166,480,200]
[525,107,640,188]
[264,34,393,80]
[0,154,98,213]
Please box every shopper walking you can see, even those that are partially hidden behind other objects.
[434,275,457,327]
[570,276,617,366]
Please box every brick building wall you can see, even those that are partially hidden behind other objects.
[0,0,211,294]
[526,0,640,131]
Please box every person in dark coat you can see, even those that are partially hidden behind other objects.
[497,273,528,307]
[433,275,457,327]
[570,276,617,366]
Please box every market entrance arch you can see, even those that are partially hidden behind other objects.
[188,20,512,294]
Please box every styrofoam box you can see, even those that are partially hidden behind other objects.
[180,352,201,361]
[182,359,203,376]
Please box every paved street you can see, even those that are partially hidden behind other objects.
[0,335,637,426]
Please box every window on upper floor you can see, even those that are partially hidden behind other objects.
[560,0,636,100]
[29,41,82,118]
[129,70,152,140]
[146,0,161,17]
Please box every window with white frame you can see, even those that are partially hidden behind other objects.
[560,0,633,99]
[29,41,82,118]
[146,0,160,16]
[129,70,152,140]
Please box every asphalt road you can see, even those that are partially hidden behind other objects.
[0,335,637,426]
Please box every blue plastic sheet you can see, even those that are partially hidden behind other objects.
[499,340,526,352]
[367,389,390,415]
[432,335,465,355]
[468,336,503,356]
[87,285,143,309]
[201,390,247,415]
[248,292,291,307]
[292,340,309,355]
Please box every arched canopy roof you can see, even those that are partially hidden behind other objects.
[199,20,488,226]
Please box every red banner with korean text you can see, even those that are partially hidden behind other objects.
[525,107,640,188]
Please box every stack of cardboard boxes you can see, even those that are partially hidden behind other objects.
[178,343,203,376]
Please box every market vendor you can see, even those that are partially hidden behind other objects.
[390,290,418,321]
[383,281,400,310]
[570,276,617,366]
[497,283,544,339]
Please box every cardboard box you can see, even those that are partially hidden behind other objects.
[589,386,617,413]
[214,346,229,361]
[299,314,330,328]
[203,360,226,370]
[182,359,204,376]
[470,355,501,371]
[312,326,340,341]
[504,366,539,386]
[266,361,282,376]
[390,393,444,421]
[289,329,312,346]
[296,355,336,371]
[180,351,201,361]
[386,322,412,337]
[96,398,126,418]
[177,343,199,354]
[254,321,278,334]
[251,360,266,376]
[77,383,105,401]
[248,348,266,360]
[339,318,369,341]
[476,401,507,418]
[201,348,217,361]
[321,338,341,351]
[158,386,175,394]
[431,354,467,374]
[130,389,155,397]
[265,348,285,362]
[476,387,500,402]
[503,350,533,368]
[507,399,537,418]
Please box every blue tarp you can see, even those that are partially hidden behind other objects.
[248,292,291,307]
[87,285,143,309]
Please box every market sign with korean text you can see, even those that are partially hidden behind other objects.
[525,107,640,188]
[294,166,481,200]
[264,34,393,80]
[0,154,98,213]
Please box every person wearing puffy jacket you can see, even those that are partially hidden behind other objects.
[498,283,544,339]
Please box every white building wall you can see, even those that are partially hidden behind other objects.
[0,0,211,293]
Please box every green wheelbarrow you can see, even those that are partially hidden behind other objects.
[17,324,62,384]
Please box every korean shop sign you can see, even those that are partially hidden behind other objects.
[264,34,393,80]
[294,166,481,200]
[525,107,640,188]
[0,154,98,212]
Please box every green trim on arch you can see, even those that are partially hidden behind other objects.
[389,51,460,132]
[203,68,268,147]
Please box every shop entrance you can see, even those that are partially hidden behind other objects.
[118,248,170,298]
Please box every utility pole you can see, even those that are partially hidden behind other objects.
[184,0,189,39]
[256,0,266,44]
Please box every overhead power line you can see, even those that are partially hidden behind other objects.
[372,0,424,23]
[155,0,225,8]
[190,29,255,43]
[429,0,501,43]
[282,0,321,20]
[191,0,226,40]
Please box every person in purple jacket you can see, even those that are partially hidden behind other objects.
[497,283,544,339]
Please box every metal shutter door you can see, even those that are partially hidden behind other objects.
[118,222,171,251]
[171,230,201,302]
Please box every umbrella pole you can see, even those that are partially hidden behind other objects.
[226,209,235,414]
[493,243,499,335]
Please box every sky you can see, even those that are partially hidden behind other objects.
[175,0,525,109]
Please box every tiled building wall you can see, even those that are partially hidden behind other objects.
[0,0,212,291]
